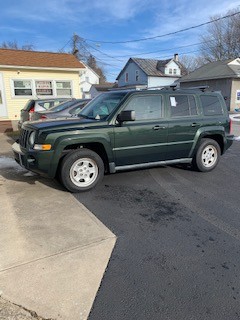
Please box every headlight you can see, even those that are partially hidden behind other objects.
[29,131,36,146]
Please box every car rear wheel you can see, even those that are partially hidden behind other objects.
[60,149,104,192]
[193,138,221,172]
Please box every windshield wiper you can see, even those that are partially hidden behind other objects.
[78,114,94,119]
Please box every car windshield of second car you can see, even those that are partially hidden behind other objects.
[79,92,127,120]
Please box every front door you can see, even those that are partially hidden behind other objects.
[113,93,168,166]
[0,74,7,117]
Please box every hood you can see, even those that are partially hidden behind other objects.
[23,117,107,131]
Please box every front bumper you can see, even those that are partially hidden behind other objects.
[12,142,55,178]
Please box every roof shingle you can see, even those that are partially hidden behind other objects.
[0,48,85,69]
[180,59,240,82]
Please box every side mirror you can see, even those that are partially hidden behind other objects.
[117,110,136,123]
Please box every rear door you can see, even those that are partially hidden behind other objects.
[166,93,201,160]
[113,93,169,166]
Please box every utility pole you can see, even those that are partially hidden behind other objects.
[72,33,79,58]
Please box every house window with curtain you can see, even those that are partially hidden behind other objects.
[56,81,72,96]
[13,80,33,96]
[35,80,53,96]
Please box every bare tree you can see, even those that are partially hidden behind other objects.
[87,55,106,84]
[200,8,240,62]
[0,40,34,50]
[179,55,206,73]
[70,34,107,83]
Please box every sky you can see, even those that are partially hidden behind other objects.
[0,0,239,81]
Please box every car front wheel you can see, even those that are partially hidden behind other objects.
[193,138,221,172]
[60,149,104,192]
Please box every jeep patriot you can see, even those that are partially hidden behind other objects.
[12,88,233,192]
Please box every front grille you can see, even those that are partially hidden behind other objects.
[19,129,31,148]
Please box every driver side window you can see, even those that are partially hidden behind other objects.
[124,95,163,120]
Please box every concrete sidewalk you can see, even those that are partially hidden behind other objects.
[0,133,116,320]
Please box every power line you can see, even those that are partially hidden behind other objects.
[113,40,216,58]
[59,38,72,52]
[85,11,240,44]
[85,41,124,62]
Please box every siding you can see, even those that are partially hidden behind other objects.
[180,79,232,110]
[148,76,179,88]
[231,79,240,111]
[0,68,81,120]
[118,61,147,87]
[165,60,181,76]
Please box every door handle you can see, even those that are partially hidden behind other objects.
[191,123,200,127]
[153,125,166,130]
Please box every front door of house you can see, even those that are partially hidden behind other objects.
[0,74,7,117]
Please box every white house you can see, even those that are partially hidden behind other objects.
[116,54,186,88]
[79,64,100,98]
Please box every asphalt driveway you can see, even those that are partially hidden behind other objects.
[74,141,240,320]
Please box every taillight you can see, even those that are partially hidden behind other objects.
[40,115,47,120]
[28,106,35,120]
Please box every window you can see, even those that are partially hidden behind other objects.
[135,70,139,82]
[13,80,32,96]
[236,90,240,102]
[124,95,163,120]
[35,80,53,96]
[200,95,223,116]
[125,72,129,83]
[173,69,177,75]
[170,95,197,117]
[12,79,72,97]
[169,68,173,74]
[56,81,72,96]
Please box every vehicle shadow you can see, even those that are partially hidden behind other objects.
[0,156,66,192]
[169,163,195,171]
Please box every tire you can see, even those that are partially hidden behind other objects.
[192,138,221,172]
[60,149,104,192]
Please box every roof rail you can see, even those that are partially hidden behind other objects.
[180,85,209,92]
[147,84,178,91]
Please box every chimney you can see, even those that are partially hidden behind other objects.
[174,53,179,61]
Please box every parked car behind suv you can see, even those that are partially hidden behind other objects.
[31,99,91,121]
[13,87,233,192]
[18,98,70,129]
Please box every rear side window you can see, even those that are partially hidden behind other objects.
[170,95,197,117]
[200,95,223,116]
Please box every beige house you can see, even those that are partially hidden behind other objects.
[180,58,240,111]
[0,49,85,131]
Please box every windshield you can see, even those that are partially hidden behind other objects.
[79,92,127,120]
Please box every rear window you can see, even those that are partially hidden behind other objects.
[47,100,77,112]
[23,100,34,111]
[200,95,223,116]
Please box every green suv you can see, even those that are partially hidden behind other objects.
[12,88,233,192]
